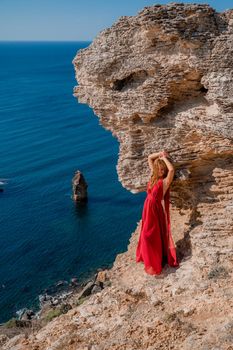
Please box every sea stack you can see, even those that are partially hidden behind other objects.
[72,170,88,202]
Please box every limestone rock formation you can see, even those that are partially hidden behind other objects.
[2,3,233,350]
[72,0,233,289]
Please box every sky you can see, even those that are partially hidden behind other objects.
[0,0,232,41]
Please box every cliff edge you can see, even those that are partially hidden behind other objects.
[2,3,233,350]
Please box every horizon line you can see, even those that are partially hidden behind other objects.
[0,40,92,43]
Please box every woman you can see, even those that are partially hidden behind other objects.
[136,150,179,275]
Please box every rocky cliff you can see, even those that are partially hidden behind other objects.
[2,3,233,350]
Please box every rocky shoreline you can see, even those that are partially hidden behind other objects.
[0,266,112,344]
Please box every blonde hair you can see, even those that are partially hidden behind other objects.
[149,158,168,190]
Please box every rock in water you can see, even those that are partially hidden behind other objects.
[72,170,88,202]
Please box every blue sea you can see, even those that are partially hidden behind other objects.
[0,42,145,323]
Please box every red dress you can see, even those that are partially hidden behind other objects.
[136,178,179,275]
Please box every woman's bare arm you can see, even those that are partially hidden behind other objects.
[148,151,166,173]
[160,156,175,196]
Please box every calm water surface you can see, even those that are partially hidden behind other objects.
[0,42,145,323]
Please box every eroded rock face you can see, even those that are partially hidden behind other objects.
[73,2,233,256]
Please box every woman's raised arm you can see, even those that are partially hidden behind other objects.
[148,151,166,173]
[160,155,175,196]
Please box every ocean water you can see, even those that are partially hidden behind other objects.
[0,42,146,323]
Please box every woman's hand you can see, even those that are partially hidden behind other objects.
[159,150,169,158]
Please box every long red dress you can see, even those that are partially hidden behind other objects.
[136,178,179,275]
